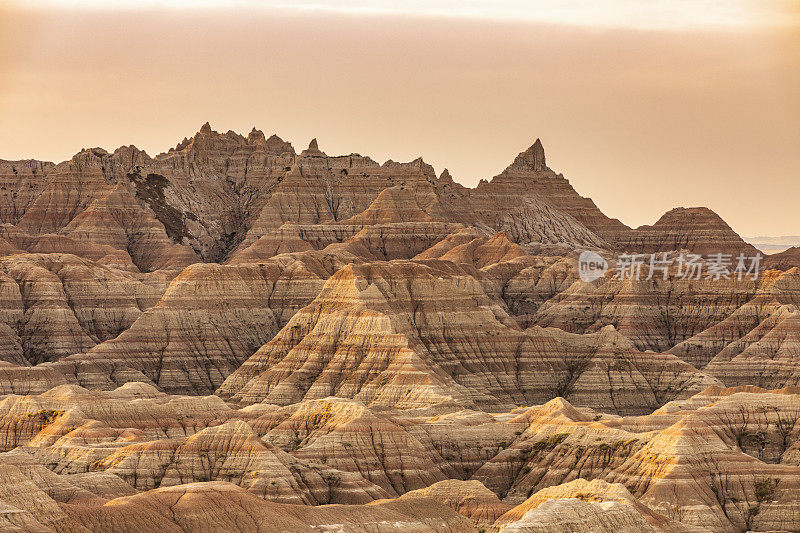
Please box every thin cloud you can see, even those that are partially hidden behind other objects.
[5,0,799,30]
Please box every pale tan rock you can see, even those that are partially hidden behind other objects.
[416,231,527,268]
[398,479,512,528]
[97,420,387,504]
[497,498,668,533]
[220,260,719,415]
[227,223,314,264]
[61,481,477,532]
[249,397,454,496]
[0,384,793,531]
[0,462,77,532]
[493,478,701,532]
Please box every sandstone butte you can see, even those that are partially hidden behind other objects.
[0,123,797,532]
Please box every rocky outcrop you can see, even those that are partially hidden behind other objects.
[0,160,55,225]
[474,141,628,246]
[527,268,761,356]
[765,247,800,270]
[398,479,513,528]
[666,268,800,383]
[1,132,615,274]
[96,420,387,504]
[0,253,169,365]
[416,231,527,268]
[62,248,363,395]
[62,481,477,533]
[218,259,718,415]
[247,397,454,496]
[0,126,798,532]
[616,207,759,256]
[0,385,793,531]
[493,478,701,532]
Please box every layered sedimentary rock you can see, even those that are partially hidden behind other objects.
[766,247,800,270]
[416,231,527,268]
[245,397,455,497]
[218,259,718,415]
[493,478,700,533]
[472,391,800,532]
[0,133,616,275]
[217,259,539,410]
[469,141,623,246]
[0,253,169,365]
[62,481,477,533]
[397,479,513,528]
[0,126,762,271]
[528,266,761,356]
[667,267,800,385]
[0,384,793,531]
[96,420,387,504]
[526,326,722,415]
[0,125,797,532]
[615,207,759,256]
[62,246,368,394]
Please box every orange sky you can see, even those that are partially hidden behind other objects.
[0,2,798,236]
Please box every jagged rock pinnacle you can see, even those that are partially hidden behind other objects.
[200,121,212,134]
[247,128,266,143]
[509,138,546,171]
[308,138,319,151]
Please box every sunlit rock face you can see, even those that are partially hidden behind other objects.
[0,385,796,532]
[0,126,797,532]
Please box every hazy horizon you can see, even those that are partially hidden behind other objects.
[1,1,798,236]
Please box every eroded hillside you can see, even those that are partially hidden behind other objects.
[0,125,798,532]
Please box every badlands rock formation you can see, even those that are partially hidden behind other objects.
[614,207,761,256]
[0,124,797,531]
[0,385,796,531]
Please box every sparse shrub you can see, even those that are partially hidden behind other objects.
[754,478,775,502]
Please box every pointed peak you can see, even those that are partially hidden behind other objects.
[298,137,324,158]
[199,121,212,134]
[439,168,453,183]
[247,128,266,144]
[507,138,546,172]
[170,137,192,152]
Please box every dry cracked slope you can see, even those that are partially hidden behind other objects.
[0,124,798,531]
